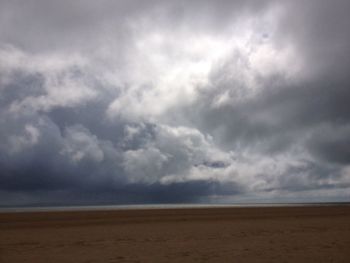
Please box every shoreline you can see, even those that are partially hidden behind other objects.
[1,201,349,213]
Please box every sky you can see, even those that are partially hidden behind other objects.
[0,0,350,206]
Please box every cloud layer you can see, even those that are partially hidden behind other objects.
[1,0,350,206]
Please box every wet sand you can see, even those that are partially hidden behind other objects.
[1,205,350,262]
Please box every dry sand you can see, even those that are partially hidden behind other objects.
[1,205,350,263]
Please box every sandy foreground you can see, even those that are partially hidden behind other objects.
[0,205,350,263]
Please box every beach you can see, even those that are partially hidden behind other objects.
[1,205,350,262]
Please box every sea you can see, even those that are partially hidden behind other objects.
[1,202,349,213]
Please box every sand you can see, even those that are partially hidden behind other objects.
[1,205,350,263]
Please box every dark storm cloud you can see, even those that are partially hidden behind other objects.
[0,67,241,205]
[0,0,350,206]
[0,180,242,207]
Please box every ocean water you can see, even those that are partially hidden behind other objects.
[1,202,349,213]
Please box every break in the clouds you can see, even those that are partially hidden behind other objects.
[0,0,349,206]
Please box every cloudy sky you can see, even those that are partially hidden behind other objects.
[1,0,349,206]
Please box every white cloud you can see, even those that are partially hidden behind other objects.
[123,146,169,183]
[106,7,303,120]
[9,124,40,154]
[61,125,104,163]
[1,46,98,115]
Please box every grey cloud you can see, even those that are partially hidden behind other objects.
[188,74,350,154]
[0,0,152,52]
[0,0,350,206]
[277,160,349,192]
[276,0,350,77]
[307,125,350,165]
[0,0,278,54]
